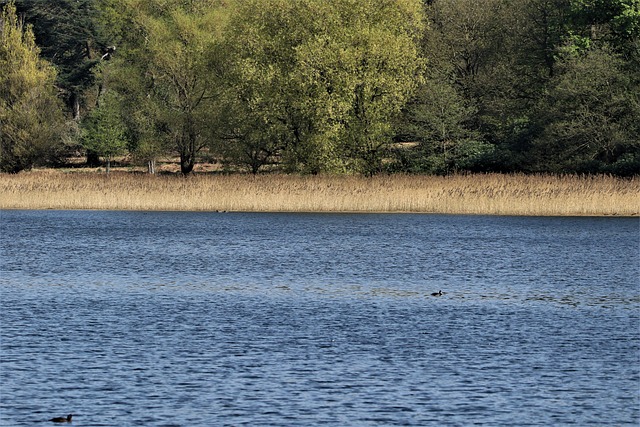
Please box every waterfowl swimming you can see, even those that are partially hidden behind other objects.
[49,414,72,423]
[431,290,443,296]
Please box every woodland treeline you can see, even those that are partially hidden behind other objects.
[1,0,639,175]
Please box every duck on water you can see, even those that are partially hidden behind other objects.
[49,414,72,423]
[431,290,443,296]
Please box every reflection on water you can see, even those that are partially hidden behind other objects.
[0,211,638,426]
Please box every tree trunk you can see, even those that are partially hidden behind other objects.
[180,152,194,175]
[71,92,81,120]
[179,120,197,175]
[74,90,101,167]
[86,150,101,167]
[148,159,156,174]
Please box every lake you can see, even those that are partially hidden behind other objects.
[0,210,638,426]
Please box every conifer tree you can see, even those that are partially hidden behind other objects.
[12,0,108,119]
[81,90,128,173]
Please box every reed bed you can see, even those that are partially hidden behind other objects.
[0,170,638,216]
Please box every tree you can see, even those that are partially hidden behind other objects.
[219,0,320,173]
[213,86,287,174]
[11,0,118,166]
[400,72,492,174]
[223,0,426,174]
[421,0,584,173]
[0,1,67,173]
[516,0,572,79]
[567,0,640,58]
[422,0,520,164]
[81,90,128,173]
[108,0,228,175]
[12,0,103,118]
[532,45,640,174]
[295,0,426,174]
[424,0,508,90]
[12,0,110,119]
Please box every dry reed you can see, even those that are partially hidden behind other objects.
[0,170,638,216]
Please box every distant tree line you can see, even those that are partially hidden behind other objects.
[1,0,639,175]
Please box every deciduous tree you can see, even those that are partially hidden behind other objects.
[108,0,229,175]
[296,0,426,174]
[0,1,67,173]
[223,0,425,174]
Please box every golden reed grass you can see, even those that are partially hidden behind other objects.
[0,170,638,216]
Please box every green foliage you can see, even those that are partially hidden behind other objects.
[417,0,639,175]
[221,0,322,173]
[425,0,506,82]
[81,90,128,172]
[569,0,639,45]
[2,0,637,176]
[293,0,426,175]
[12,0,108,118]
[401,72,481,173]
[108,0,229,174]
[532,45,640,173]
[222,0,425,174]
[0,1,67,173]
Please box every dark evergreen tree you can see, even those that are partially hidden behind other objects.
[7,0,116,166]
[9,0,109,119]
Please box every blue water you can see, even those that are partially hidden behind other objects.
[0,210,638,426]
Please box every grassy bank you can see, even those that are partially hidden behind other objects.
[0,171,637,216]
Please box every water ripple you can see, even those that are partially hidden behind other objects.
[1,211,638,426]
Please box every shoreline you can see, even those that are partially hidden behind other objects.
[1,171,638,217]
[1,208,634,218]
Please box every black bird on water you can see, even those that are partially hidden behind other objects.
[49,414,72,423]
[431,290,443,296]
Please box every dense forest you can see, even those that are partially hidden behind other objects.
[1,0,639,175]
